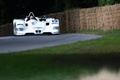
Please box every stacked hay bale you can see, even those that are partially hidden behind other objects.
[73,9,80,32]
[0,25,4,36]
[4,23,13,36]
[69,9,76,32]
[101,4,120,31]
[80,7,98,31]
[102,5,113,31]
[112,4,120,30]
[65,9,80,32]
[79,4,120,31]
[56,12,66,33]
[79,9,87,30]
[8,23,13,35]
[65,9,73,32]
[85,7,97,30]
[85,8,91,30]
[109,5,117,30]
[0,23,13,36]
[65,10,70,32]
[96,7,103,30]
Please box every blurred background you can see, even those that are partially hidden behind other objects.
[0,0,98,24]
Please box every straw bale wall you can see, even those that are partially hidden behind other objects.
[1,4,120,36]
[0,23,13,36]
[44,4,120,32]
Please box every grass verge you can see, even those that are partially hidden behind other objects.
[0,30,120,80]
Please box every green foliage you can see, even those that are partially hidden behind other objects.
[106,0,114,5]
[63,0,71,10]
[98,0,119,6]
[98,0,106,6]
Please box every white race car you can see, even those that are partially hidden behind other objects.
[13,12,59,35]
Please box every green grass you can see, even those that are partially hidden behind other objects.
[0,30,120,80]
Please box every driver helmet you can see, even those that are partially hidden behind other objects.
[30,16,34,20]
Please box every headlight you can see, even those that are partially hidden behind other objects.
[17,28,24,31]
[53,27,59,30]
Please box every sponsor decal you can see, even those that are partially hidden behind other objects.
[34,27,43,29]
[52,20,58,24]
[17,24,24,26]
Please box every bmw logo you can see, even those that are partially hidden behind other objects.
[31,22,35,25]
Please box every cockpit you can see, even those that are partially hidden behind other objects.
[26,12,37,21]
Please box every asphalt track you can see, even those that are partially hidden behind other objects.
[0,34,102,54]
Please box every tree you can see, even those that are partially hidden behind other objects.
[98,0,119,6]
[52,0,64,12]
[0,0,98,25]
[0,0,10,24]
[63,0,71,10]
[98,0,106,6]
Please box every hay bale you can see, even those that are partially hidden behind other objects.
[111,4,120,30]
[85,7,97,30]
[68,9,80,32]
[101,5,119,31]
[65,10,70,32]
[57,8,79,32]
[74,9,80,32]
[79,9,87,30]
[9,23,13,36]
[67,9,74,32]
[102,5,111,31]
[0,23,13,36]
[57,12,67,33]
[96,7,103,30]
[0,25,4,36]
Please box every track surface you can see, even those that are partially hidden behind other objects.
[0,34,102,54]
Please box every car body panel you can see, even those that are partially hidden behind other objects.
[13,12,59,35]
